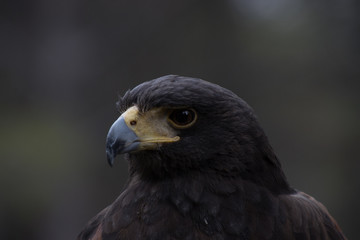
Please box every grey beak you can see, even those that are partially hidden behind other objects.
[106,117,140,166]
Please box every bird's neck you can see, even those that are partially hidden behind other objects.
[126,164,293,200]
[237,143,293,195]
[126,145,293,195]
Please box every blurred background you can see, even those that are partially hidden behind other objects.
[0,0,359,239]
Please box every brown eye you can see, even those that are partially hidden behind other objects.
[168,109,197,128]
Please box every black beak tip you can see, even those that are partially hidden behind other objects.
[106,149,115,167]
[106,138,117,167]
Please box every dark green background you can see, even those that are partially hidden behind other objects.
[1,0,359,239]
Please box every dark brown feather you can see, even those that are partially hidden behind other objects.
[78,75,346,240]
[78,177,346,240]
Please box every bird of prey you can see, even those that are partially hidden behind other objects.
[78,75,346,240]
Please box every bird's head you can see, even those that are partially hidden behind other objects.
[106,75,290,191]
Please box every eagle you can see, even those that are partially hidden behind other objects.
[78,75,346,240]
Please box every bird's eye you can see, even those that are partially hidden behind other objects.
[168,109,197,128]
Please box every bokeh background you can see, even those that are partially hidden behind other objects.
[1,0,359,239]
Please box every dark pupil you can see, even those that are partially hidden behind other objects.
[171,110,194,125]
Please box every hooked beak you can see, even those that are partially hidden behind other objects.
[106,116,140,166]
[105,106,180,166]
